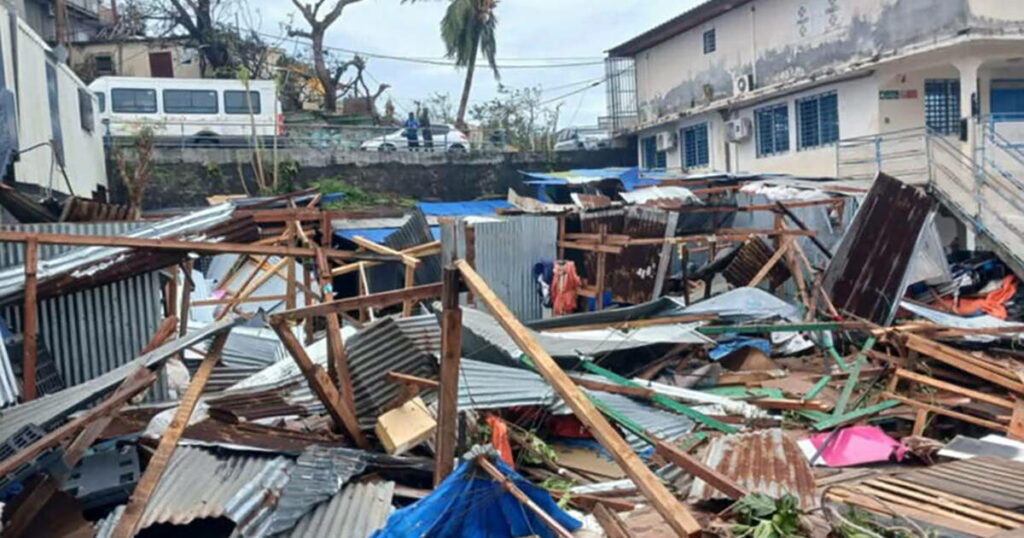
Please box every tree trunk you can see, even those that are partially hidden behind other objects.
[456,41,478,130]
[312,32,337,112]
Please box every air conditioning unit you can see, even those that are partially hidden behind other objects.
[734,73,755,95]
[656,131,677,152]
[726,118,753,143]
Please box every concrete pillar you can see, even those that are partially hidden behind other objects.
[954,59,982,155]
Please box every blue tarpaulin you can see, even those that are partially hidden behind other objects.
[417,200,513,216]
[335,226,441,243]
[520,167,661,191]
[371,455,581,538]
[709,336,772,361]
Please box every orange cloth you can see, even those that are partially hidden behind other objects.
[486,415,514,466]
[551,261,582,316]
[941,275,1018,320]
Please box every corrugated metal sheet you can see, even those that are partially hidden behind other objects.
[347,317,438,428]
[687,428,817,509]
[0,339,16,406]
[367,209,440,294]
[822,173,934,325]
[1,271,164,400]
[550,390,695,450]
[393,314,441,355]
[0,203,235,300]
[892,455,1024,510]
[282,481,394,538]
[579,206,677,303]
[473,216,557,322]
[0,316,242,441]
[722,238,790,289]
[258,445,369,536]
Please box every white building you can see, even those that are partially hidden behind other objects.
[1,0,107,199]
[606,0,1024,178]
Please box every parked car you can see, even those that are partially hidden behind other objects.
[360,124,470,152]
[554,127,611,151]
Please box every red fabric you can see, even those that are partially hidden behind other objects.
[548,415,591,438]
[486,415,515,466]
[551,261,582,316]
[940,275,1018,320]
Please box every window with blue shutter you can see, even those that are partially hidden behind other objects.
[641,136,667,170]
[797,91,839,149]
[924,79,960,134]
[755,104,789,157]
[681,123,709,168]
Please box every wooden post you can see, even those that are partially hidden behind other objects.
[455,260,702,537]
[178,260,193,338]
[271,317,369,448]
[303,262,315,344]
[165,265,178,319]
[595,224,608,310]
[315,248,359,426]
[22,238,38,401]
[286,223,297,311]
[109,332,231,538]
[434,266,462,486]
[557,215,566,260]
[402,263,417,317]
[680,245,690,306]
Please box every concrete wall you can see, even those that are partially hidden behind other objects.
[2,4,106,196]
[113,147,638,209]
[70,40,203,80]
[632,0,1024,126]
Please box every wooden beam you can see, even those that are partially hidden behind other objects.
[653,439,748,500]
[109,332,230,538]
[315,247,358,429]
[540,314,717,333]
[749,398,832,412]
[884,393,1008,432]
[270,318,369,448]
[352,235,420,267]
[387,371,440,389]
[747,237,792,288]
[402,264,417,317]
[191,295,289,307]
[558,241,624,255]
[22,238,38,401]
[893,368,1014,409]
[570,376,655,398]
[434,267,462,486]
[904,333,1024,394]
[0,369,156,480]
[0,231,399,263]
[455,260,702,537]
[331,241,441,276]
[475,455,575,538]
[272,283,444,321]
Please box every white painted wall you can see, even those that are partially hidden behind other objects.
[1,3,106,197]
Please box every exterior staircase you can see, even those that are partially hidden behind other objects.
[836,125,1024,278]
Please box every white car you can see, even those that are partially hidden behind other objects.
[554,127,611,151]
[360,124,470,152]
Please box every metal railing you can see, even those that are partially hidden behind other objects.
[101,120,575,154]
[836,124,1024,275]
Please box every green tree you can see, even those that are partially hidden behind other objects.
[406,0,499,129]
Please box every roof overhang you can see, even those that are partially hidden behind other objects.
[607,0,754,57]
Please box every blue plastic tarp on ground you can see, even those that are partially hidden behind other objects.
[709,336,772,361]
[417,200,513,216]
[371,457,581,538]
[520,167,660,191]
[335,225,441,243]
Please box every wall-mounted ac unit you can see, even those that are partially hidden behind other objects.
[656,131,677,152]
[726,118,753,143]
[733,73,755,95]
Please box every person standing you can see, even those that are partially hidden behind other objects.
[404,112,420,150]
[420,108,434,151]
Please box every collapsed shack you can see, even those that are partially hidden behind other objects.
[0,172,1021,537]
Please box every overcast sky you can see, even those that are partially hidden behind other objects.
[250,0,698,127]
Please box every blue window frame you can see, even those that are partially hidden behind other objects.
[681,123,709,168]
[755,104,789,157]
[991,79,1024,122]
[641,136,667,169]
[924,79,960,135]
[796,91,838,149]
[703,29,716,54]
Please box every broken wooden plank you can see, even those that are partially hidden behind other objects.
[22,238,38,401]
[812,400,901,431]
[749,398,832,412]
[270,319,368,448]
[540,314,717,333]
[271,283,443,321]
[904,333,1024,394]
[654,439,748,500]
[592,502,636,538]
[456,260,702,537]
[475,455,575,538]
[108,332,232,538]
[747,237,792,288]
[314,247,362,445]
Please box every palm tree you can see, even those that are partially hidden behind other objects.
[408,0,499,129]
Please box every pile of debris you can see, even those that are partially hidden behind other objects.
[0,172,1023,537]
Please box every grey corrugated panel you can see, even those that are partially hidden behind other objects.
[0,316,243,441]
[473,216,556,322]
[0,341,16,406]
[557,390,695,450]
[346,317,438,428]
[281,481,394,538]
[258,445,369,536]
[367,209,440,294]
[392,314,441,355]
[0,203,235,299]
[139,446,291,531]
[0,221,150,268]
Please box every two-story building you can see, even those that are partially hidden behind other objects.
[605,0,1024,178]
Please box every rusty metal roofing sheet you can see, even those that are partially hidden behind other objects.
[0,316,243,442]
[687,428,817,509]
[282,481,394,538]
[892,456,1024,510]
[579,206,677,303]
[722,237,790,289]
[0,203,236,301]
[822,173,935,325]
